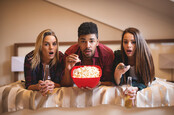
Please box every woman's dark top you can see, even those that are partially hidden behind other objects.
[24,50,64,89]
[113,50,146,90]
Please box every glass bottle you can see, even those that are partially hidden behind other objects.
[124,76,133,108]
[43,65,51,94]
[43,65,51,81]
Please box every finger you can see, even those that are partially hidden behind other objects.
[67,54,81,62]
[67,54,79,60]
[67,57,80,63]
[121,65,130,74]
[47,81,55,87]
[85,87,93,90]
[125,65,130,71]
[116,63,125,69]
[117,64,126,69]
[81,87,84,89]
[129,97,136,100]
[40,80,46,84]
[127,93,136,97]
[97,81,101,86]
[47,86,54,90]
[67,57,76,63]
[39,81,45,85]
[41,91,48,96]
[41,88,47,93]
[39,80,43,83]
[70,54,79,57]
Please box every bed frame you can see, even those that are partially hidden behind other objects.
[13,39,174,81]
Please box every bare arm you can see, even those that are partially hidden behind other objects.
[61,68,74,87]
[114,63,130,85]
[28,84,39,91]
[61,54,81,87]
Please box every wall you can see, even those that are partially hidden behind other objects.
[0,0,122,86]
[0,0,173,86]
[47,0,174,39]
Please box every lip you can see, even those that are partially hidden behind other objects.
[127,49,132,52]
[49,51,54,56]
[126,49,133,55]
[84,50,92,54]
[84,51,91,55]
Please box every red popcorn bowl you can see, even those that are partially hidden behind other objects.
[71,65,102,88]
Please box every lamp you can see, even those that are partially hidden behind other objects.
[11,56,25,81]
[11,56,24,72]
[159,54,174,81]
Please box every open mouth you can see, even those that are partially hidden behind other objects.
[127,50,132,53]
[84,50,92,54]
[49,52,54,55]
[85,50,91,52]
[84,49,92,54]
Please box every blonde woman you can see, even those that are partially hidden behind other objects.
[24,29,64,96]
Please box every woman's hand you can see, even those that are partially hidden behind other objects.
[124,86,138,106]
[124,86,138,98]
[115,63,130,76]
[38,80,55,96]
[114,63,130,85]
[38,80,47,96]
[45,80,55,94]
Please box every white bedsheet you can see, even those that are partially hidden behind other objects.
[0,78,174,113]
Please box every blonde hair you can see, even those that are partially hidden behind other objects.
[31,29,59,69]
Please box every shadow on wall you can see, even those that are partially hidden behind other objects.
[1,45,14,84]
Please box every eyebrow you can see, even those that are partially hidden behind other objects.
[43,39,57,42]
[90,38,95,40]
[123,38,135,41]
[79,38,95,40]
[43,41,57,45]
[79,38,86,40]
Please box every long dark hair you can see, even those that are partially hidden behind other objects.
[121,27,155,86]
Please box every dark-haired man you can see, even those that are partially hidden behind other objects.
[61,22,114,87]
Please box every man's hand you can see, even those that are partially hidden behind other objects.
[80,81,101,90]
[66,54,81,70]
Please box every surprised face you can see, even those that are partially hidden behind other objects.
[41,35,57,64]
[123,33,136,58]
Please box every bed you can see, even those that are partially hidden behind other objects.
[0,78,174,115]
[1,41,174,115]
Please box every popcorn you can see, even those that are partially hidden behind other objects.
[72,66,100,78]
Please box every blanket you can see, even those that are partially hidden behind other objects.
[0,78,174,113]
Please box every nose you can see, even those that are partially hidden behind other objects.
[127,42,132,48]
[86,41,91,48]
[49,44,53,49]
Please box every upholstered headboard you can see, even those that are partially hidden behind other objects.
[13,39,174,81]
[12,41,122,81]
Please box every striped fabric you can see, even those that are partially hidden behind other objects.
[0,78,174,113]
